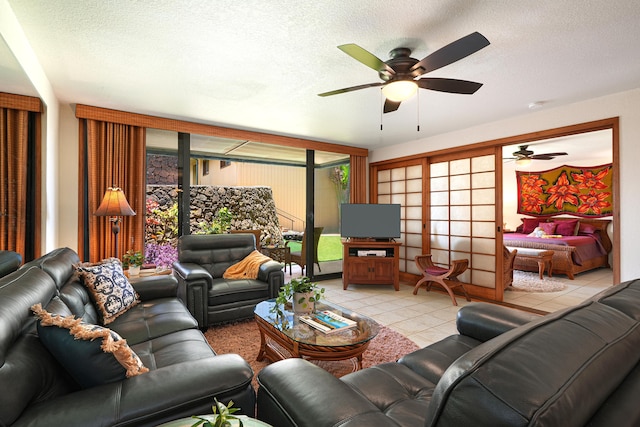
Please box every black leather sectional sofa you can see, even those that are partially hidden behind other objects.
[257,279,640,427]
[0,247,255,426]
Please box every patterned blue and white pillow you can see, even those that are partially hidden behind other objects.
[75,257,140,324]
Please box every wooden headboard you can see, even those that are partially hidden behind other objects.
[551,217,612,253]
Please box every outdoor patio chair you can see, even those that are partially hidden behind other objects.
[286,227,323,274]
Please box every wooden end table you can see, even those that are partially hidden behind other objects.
[254,299,379,372]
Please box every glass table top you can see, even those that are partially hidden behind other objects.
[254,299,379,347]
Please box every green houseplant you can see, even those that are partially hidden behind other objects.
[274,276,325,315]
[122,249,144,276]
[190,398,243,427]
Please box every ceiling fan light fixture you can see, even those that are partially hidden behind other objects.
[382,80,418,102]
[516,157,532,166]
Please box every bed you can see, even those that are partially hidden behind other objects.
[503,217,612,279]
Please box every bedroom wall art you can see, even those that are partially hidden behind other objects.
[516,163,613,217]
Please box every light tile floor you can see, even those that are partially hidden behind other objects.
[306,267,613,348]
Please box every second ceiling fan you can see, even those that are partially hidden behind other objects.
[509,145,569,162]
[318,32,490,113]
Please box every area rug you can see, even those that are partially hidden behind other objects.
[204,319,419,388]
[509,270,567,292]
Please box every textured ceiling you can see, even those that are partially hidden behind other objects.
[3,0,640,151]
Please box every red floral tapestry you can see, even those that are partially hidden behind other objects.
[516,163,613,217]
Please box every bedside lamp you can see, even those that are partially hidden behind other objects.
[94,187,136,258]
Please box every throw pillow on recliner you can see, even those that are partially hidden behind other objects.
[74,257,140,324]
[31,302,148,388]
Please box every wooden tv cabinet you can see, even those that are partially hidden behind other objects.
[342,240,401,291]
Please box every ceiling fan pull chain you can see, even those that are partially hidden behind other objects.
[380,90,384,131]
[417,90,421,132]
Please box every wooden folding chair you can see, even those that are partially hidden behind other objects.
[413,254,470,306]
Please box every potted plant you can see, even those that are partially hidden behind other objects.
[274,276,325,314]
[190,398,243,427]
[123,249,144,276]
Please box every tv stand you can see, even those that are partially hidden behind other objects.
[342,240,401,291]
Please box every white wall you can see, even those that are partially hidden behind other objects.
[1,0,60,252]
[371,88,640,281]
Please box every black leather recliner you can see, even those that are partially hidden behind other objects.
[173,233,285,327]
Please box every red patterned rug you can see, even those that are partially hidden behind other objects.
[204,318,419,388]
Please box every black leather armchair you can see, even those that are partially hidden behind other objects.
[173,233,285,327]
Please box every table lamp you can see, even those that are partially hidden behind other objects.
[94,187,136,258]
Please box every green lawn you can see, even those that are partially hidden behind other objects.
[286,235,343,261]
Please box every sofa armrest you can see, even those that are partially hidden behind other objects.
[130,274,179,300]
[257,358,386,427]
[0,250,22,278]
[172,262,213,328]
[257,260,285,298]
[456,303,542,342]
[15,355,255,427]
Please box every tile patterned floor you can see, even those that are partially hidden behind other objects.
[307,267,613,348]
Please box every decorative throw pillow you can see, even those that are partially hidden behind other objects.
[579,222,597,235]
[31,303,148,388]
[520,218,540,234]
[539,222,557,235]
[74,257,139,324]
[554,220,579,236]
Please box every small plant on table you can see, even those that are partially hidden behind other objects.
[190,398,243,427]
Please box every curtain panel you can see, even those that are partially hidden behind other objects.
[0,108,28,255]
[79,119,146,262]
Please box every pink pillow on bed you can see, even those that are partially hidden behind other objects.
[539,222,557,235]
[520,218,540,234]
[579,222,597,235]
[554,220,579,236]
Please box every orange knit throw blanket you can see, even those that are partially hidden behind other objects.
[223,250,272,279]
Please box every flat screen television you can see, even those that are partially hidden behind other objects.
[340,203,401,240]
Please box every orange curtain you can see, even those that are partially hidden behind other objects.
[350,154,367,203]
[79,119,146,262]
[0,108,29,256]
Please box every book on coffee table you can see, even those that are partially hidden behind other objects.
[299,310,357,334]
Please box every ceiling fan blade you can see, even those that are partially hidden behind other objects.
[410,32,490,75]
[338,44,395,76]
[535,152,568,157]
[383,99,401,114]
[417,77,483,94]
[529,155,555,160]
[318,82,385,97]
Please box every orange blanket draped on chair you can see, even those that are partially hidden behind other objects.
[223,250,273,279]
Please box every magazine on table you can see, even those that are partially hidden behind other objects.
[299,310,357,334]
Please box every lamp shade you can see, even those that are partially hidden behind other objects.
[382,80,418,102]
[94,187,136,217]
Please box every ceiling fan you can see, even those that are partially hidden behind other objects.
[507,145,568,164]
[318,32,490,113]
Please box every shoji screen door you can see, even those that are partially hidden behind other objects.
[375,160,425,276]
[429,150,498,294]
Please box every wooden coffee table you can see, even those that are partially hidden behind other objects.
[254,299,379,371]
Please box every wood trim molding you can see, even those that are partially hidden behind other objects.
[370,117,619,166]
[75,104,368,157]
[0,92,42,112]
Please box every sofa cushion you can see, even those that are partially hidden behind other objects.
[74,258,140,324]
[31,303,148,388]
[208,278,271,306]
[108,298,199,346]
